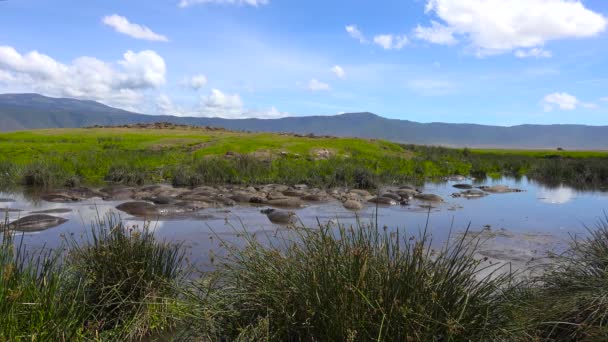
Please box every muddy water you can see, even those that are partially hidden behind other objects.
[1,177,607,271]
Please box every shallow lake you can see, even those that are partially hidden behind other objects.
[2,176,608,270]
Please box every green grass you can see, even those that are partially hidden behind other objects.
[180,223,518,341]
[0,215,187,341]
[6,211,608,340]
[1,126,608,190]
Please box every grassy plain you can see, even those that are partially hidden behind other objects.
[1,126,607,190]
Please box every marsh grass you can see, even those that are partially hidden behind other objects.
[0,215,188,341]
[510,217,608,340]
[182,221,517,341]
[65,216,187,340]
[0,218,87,341]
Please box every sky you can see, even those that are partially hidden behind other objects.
[1,0,608,126]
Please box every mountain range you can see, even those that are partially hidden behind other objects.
[1,93,607,149]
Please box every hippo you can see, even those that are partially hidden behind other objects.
[399,185,417,191]
[368,197,397,206]
[116,202,158,216]
[40,192,81,203]
[302,194,329,202]
[31,208,73,214]
[343,200,363,211]
[282,190,307,197]
[266,198,304,209]
[8,215,68,232]
[261,208,296,224]
[452,189,487,199]
[230,193,254,203]
[453,184,473,190]
[396,189,418,199]
[414,193,444,202]
[349,189,371,197]
[478,185,523,194]
[381,193,401,201]
[100,186,135,200]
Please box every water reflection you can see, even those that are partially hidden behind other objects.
[538,186,576,204]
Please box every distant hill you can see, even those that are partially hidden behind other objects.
[1,93,608,149]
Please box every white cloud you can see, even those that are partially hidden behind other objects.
[102,14,168,42]
[414,21,457,45]
[421,0,607,55]
[0,45,166,109]
[515,48,552,59]
[186,74,208,90]
[407,79,455,96]
[346,25,367,43]
[307,79,330,91]
[542,92,579,111]
[179,0,268,8]
[331,65,345,78]
[373,34,409,50]
[600,97,608,102]
[157,92,287,119]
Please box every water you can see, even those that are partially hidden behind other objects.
[2,176,607,269]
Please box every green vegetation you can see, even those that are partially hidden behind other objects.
[0,216,186,341]
[1,126,607,190]
[5,212,608,340]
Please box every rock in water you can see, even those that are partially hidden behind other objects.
[261,208,296,224]
[8,215,68,232]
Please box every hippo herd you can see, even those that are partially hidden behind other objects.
[1,180,524,232]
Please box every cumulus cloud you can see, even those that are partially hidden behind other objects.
[157,92,287,119]
[186,74,208,90]
[542,92,579,111]
[0,45,166,109]
[373,34,409,50]
[307,79,330,91]
[179,0,268,8]
[515,48,552,59]
[102,14,168,42]
[346,25,367,43]
[419,0,607,55]
[414,21,457,45]
[331,65,345,78]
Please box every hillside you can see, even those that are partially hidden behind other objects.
[2,93,608,149]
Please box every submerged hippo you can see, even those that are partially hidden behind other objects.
[414,193,444,202]
[478,185,523,194]
[452,189,488,199]
[343,200,363,211]
[453,184,473,190]
[31,208,73,214]
[266,198,304,209]
[40,192,81,203]
[116,202,158,216]
[261,208,296,224]
[396,189,419,199]
[8,215,68,232]
[368,197,398,206]
[302,193,329,202]
[381,193,401,201]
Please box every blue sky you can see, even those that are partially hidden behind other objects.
[1,0,608,125]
